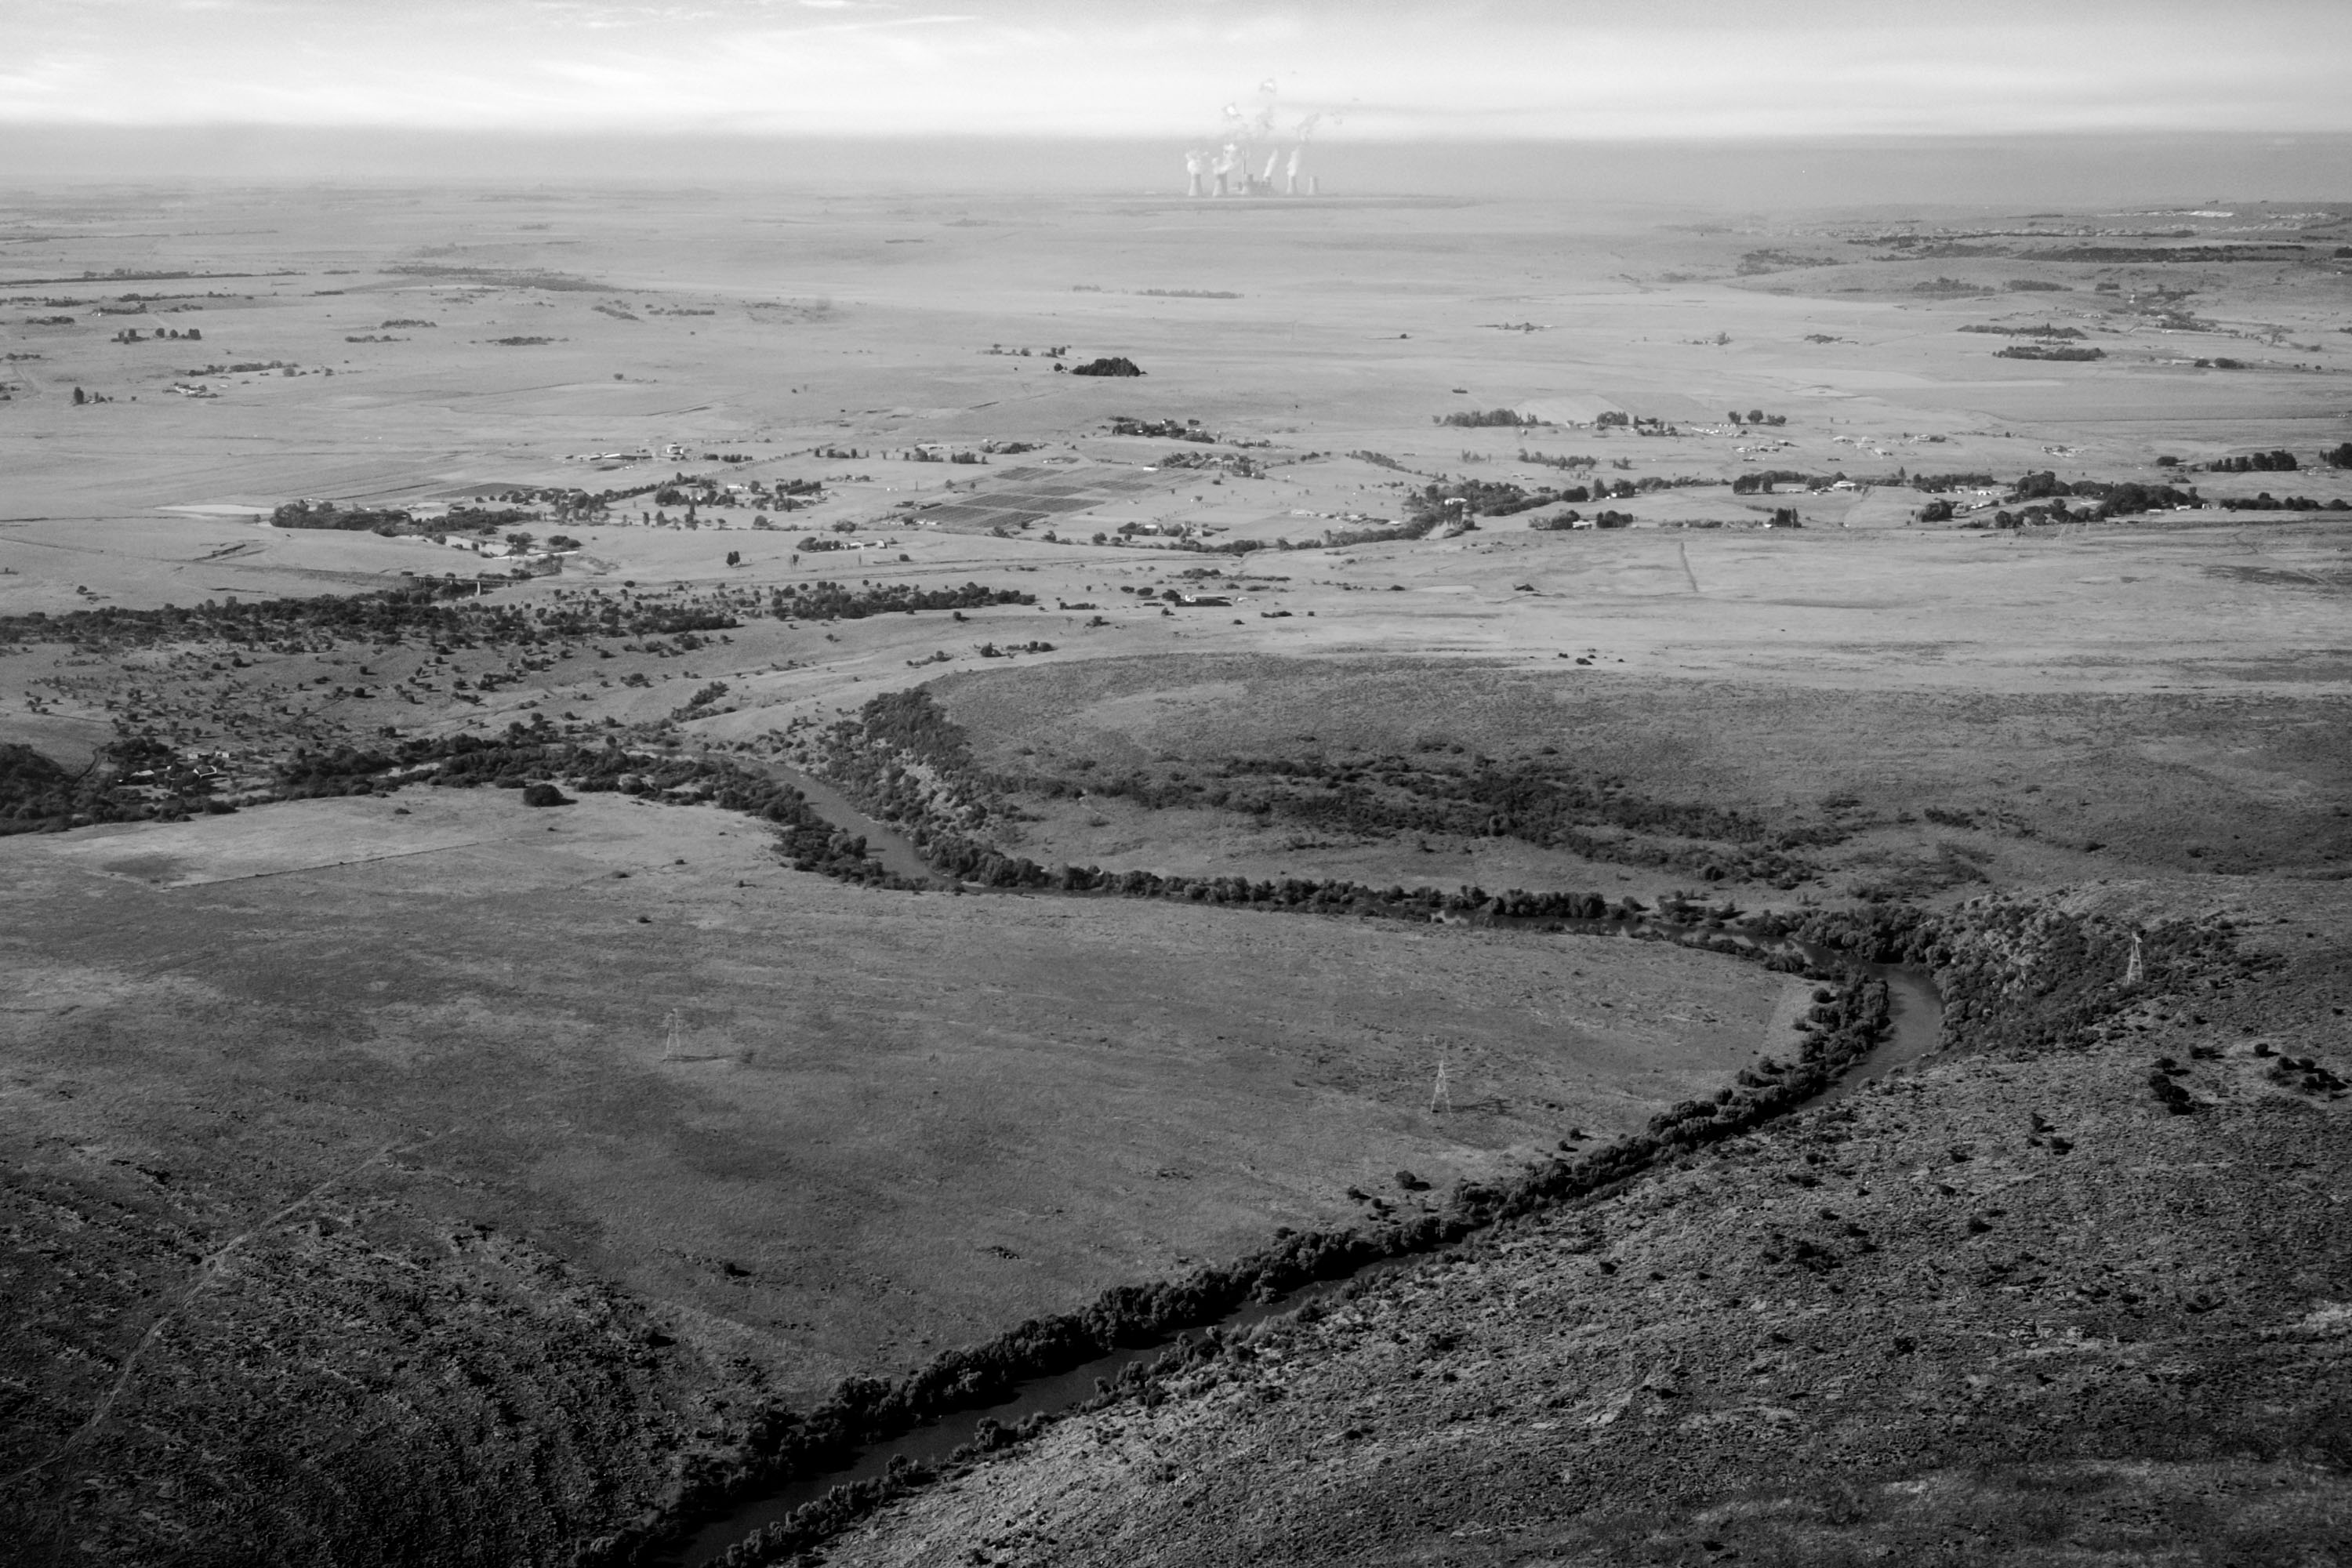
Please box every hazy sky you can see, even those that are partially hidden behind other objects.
[3,0,2348,143]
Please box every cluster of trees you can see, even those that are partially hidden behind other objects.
[2325,442,2352,470]
[1516,448,1599,471]
[272,497,599,537]
[1958,324,2084,338]
[2205,450,2299,473]
[0,735,231,835]
[1403,479,1569,525]
[274,499,546,535]
[804,691,1835,894]
[271,724,914,887]
[1067,357,1145,377]
[1727,409,1789,426]
[1434,408,1548,429]
[0,576,768,659]
[1993,473,2202,521]
[765,579,1034,622]
[1533,510,1635,528]
[2216,494,2350,513]
[1731,470,1842,495]
[1994,344,2105,361]
[1154,450,1263,477]
[1108,417,1215,441]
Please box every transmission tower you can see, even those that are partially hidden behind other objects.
[2123,931,2144,986]
[1429,1048,1454,1116]
[662,1008,686,1062]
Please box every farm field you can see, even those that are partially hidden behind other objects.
[2,177,2349,1566]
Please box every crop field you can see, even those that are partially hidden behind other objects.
[2,178,2349,1566]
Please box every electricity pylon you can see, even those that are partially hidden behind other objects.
[1429,1048,1454,1116]
[662,1009,686,1061]
[2124,931,2144,986]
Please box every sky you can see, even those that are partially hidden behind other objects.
[3,0,2350,144]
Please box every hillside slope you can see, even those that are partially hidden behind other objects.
[822,882,2351,1567]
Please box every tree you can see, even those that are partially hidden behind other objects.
[71,387,85,405]
[1748,408,1765,424]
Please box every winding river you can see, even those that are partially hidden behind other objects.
[660,842,1947,1567]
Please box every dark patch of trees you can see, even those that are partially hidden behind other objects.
[1068,357,1145,376]
[271,500,416,532]
[2205,451,2298,473]
[445,506,538,530]
[1434,408,1548,428]
[766,580,1033,622]
[1108,417,1213,441]
[1994,344,2104,361]
[2030,244,2308,263]
[2216,494,2349,513]
[1517,448,1598,471]
[1732,470,1840,495]
[270,723,915,887]
[1958,324,2085,338]
[1407,479,1544,524]
[806,690,1842,892]
[0,578,744,657]
[0,735,230,835]
[2002,472,2201,519]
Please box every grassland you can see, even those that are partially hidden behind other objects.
[2,180,2348,1565]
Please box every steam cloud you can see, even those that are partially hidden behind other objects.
[1189,81,1330,197]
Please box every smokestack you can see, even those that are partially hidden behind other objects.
[1185,151,1205,198]
[1309,175,1319,196]
[1286,147,1301,195]
[1261,151,1279,189]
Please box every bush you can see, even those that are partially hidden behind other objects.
[1069,357,1145,377]
[520,782,573,808]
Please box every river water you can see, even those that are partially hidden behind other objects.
[749,759,938,884]
[662,880,1945,1566]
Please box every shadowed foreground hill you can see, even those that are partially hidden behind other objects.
[822,884,2352,1568]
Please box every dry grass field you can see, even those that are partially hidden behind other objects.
[2,181,2349,1565]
